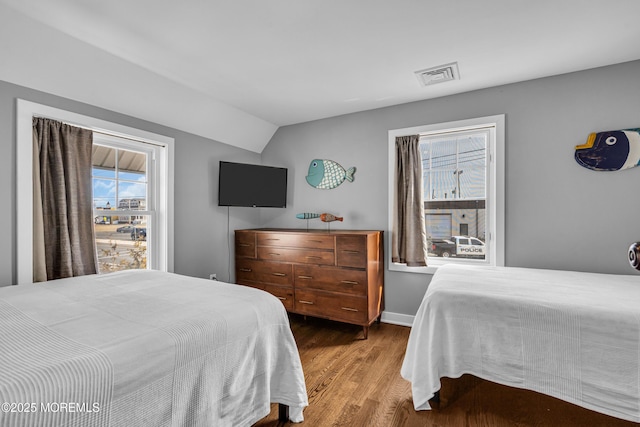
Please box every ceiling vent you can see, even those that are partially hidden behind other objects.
[415,62,460,86]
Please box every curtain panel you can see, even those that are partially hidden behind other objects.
[33,117,98,281]
[392,135,428,267]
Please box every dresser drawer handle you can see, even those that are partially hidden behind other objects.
[239,268,252,272]
[340,280,359,285]
[265,238,280,241]
[343,250,360,254]
[269,252,281,256]
[298,300,314,305]
[307,239,324,243]
[277,296,287,301]
[238,243,251,247]
[341,307,359,312]
[298,275,313,280]
[272,272,287,277]
[305,256,321,259]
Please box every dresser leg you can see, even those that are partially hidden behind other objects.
[362,326,369,339]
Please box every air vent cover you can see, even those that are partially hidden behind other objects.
[415,62,460,86]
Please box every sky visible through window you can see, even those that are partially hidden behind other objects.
[93,168,147,209]
[421,133,486,201]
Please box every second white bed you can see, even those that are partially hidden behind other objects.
[401,264,640,422]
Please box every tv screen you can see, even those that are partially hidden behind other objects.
[218,161,287,208]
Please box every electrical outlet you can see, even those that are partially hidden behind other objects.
[209,273,217,280]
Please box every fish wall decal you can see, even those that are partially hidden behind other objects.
[575,128,640,171]
[305,159,356,189]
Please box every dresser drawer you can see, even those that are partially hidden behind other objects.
[264,284,294,311]
[294,290,368,323]
[258,232,334,250]
[294,265,367,296]
[237,282,265,291]
[236,259,293,286]
[258,247,334,265]
[235,231,256,258]
[336,236,367,268]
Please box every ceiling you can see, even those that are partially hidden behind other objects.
[2,1,640,153]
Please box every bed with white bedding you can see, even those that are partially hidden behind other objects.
[0,269,308,426]
[401,264,640,422]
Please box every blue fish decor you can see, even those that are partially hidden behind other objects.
[305,159,356,189]
[575,128,640,171]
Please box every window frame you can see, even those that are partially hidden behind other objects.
[387,114,505,274]
[16,99,174,284]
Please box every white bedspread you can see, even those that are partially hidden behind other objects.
[0,270,308,426]
[401,264,640,422]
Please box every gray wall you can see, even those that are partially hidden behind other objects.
[261,60,640,317]
[3,60,640,316]
[1,79,263,286]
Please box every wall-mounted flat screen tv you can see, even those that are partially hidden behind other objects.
[218,161,287,208]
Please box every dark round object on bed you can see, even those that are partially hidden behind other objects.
[629,242,640,271]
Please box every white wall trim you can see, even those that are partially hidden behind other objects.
[16,99,175,284]
[380,311,415,327]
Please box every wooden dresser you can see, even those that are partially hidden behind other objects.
[235,228,384,338]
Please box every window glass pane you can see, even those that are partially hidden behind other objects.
[118,150,146,178]
[93,144,150,273]
[93,168,116,179]
[93,178,116,209]
[94,215,148,273]
[117,181,147,211]
[421,130,487,261]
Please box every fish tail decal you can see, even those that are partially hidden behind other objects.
[345,167,356,182]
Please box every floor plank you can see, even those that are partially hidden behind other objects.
[254,314,640,427]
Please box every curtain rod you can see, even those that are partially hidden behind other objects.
[31,115,163,147]
[417,124,495,139]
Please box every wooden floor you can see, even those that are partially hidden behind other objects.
[254,314,640,427]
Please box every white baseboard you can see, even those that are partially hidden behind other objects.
[380,311,414,327]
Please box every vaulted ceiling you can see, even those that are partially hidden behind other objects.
[2,1,640,153]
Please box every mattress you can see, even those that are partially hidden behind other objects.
[0,269,308,426]
[401,264,640,422]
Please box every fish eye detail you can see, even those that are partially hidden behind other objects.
[605,136,617,145]
[312,161,318,167]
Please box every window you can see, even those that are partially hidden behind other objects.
[92,134,158,273]
[16,100,174,284]
[388,115,504,273]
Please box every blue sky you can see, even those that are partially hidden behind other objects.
[93,168,146,209]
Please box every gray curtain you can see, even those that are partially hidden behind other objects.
[392,135,428,266]
[33,117,98,281]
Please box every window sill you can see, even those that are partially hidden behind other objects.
[389,258,491,275]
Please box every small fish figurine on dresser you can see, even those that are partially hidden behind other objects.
[575,128,640,171]
[295,212,344,222]
[305,159,356,189]
[320,213,343,223]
